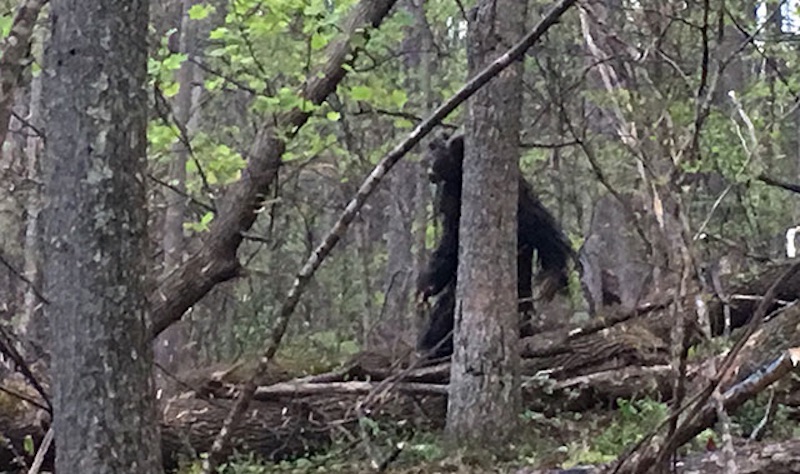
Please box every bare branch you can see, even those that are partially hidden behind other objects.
[150,0,400,338]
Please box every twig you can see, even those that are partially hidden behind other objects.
[0,324,51,412]
[693,91,760,240]
[749,388,774,441]
[713,383,737,473]
[0,249,48,305]
[147,174,215,213]
[27,427,53,474]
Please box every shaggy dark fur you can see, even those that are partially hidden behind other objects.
[417,133,573,357]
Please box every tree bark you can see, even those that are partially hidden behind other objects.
[446,0,527,447]
[42,0,163,471]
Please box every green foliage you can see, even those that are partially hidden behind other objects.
[186,133,247,186]
[185,211,214,233]
[598,399,667,453]
[147,122,179,161]
[0,13,11,38]
[731,394,797,440]
[216,449,351,473]
[22,435,34,456]
[566,398,667,465]
[520,147,550,170]
[188,3,215,20]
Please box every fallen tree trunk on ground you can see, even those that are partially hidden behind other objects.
[3,263,800,470]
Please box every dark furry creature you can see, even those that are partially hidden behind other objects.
[416,133,573,358]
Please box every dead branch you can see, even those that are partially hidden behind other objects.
[758,173,800,195]
[253,381,448,398]
[612,348,800,474]
[150,0,399,339]
[613,262,800,474]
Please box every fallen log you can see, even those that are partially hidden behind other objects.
[2,266,799,471]
[708,261,800,335]
[160,397,333,470]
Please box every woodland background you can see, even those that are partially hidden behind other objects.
[4,0,800,472]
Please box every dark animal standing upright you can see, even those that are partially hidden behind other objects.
[416,133,573,358]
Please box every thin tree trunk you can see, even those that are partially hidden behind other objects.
[0,0,46,149]
[42,0,162,470]
[21,62,44,352]
[446,0,527,447]
[411,0,434,343]
[357,220,375,345]
[156,0,202,383]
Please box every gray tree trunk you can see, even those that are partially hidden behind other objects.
[446,0,526,447]
[410,0,434,344]
[156,0,203,386]
[367,0,430,353]
[42,0,163,471]
[21,57,44,355]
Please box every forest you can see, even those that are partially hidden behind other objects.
[3,0,800,472]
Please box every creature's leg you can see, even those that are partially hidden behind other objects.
[518,243,534,337]
[417,282,456,358]
[416,221,459,299]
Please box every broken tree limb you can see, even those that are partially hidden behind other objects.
[708,262,800,335]
[150,0,400,339]
[254,381,448,398]
[200,1,580,470]
[613,262,800,474]
[612,348,800,474]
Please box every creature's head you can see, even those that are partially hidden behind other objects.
[426,133,464,184]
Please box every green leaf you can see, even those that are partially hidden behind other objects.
[326,111,341,121]
[394,118,414,129]
[184,211,215,233]
[205,76,224,91]
[188,4,214,20]
[162,82,180,98]
[209,27,228,40]
[390,89,408,108]
[23,435,34,455]
[0,15,12,38]
[207,47,227,58]
[200,211,214,226]
[148,122,178,154]
[310,32,328,50]
[247,78,267,91]
[350,85,373,101]
[162,53,187,71]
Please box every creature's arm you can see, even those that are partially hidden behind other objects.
[518,179,574,300]
[416,226,458,300]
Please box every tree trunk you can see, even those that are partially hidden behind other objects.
[367,0,429,353]
[42,0,163,471]
[446,0,526,447]
[156,0,203,388]
[21,57,45,356]
[410,0,435,346]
